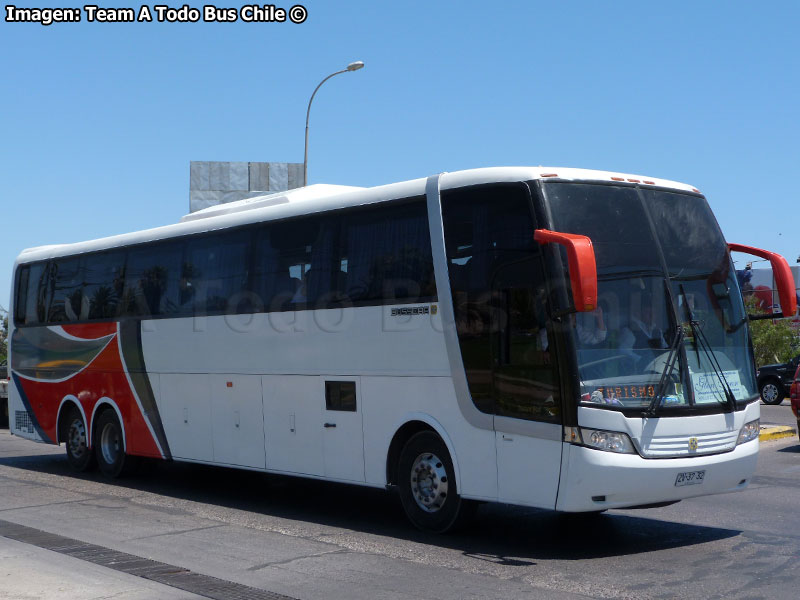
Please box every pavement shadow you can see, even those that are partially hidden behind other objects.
[777,443,800,453]
[0,448,741,563]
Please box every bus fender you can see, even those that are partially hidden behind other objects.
[56,395,89,445]
[90,397,127,452]
[389,412,461,491]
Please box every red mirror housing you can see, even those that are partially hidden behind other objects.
[534,229,598,312]
[729,243,797,317]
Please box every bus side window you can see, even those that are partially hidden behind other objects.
[254,218,321,311]
[48,257,87,323]
[14,266,30,325]
[184,230,250,315]
[122,242,183,318]
[339,200,435,305]
[442,182,560,422]
[84,251,126,320]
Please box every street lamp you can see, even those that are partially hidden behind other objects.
[303,61,365,186]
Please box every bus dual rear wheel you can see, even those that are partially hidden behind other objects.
[397,431,473,533]
[94,410,127,478]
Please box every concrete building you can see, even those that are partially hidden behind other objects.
[189,161,304,213]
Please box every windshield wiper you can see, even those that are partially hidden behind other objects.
[647,324,684,416]
[679,284,737,412]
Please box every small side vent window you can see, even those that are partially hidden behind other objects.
[325,381,356,412]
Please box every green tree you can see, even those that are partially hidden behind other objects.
[0,313,7,365]
[745,296,799,366]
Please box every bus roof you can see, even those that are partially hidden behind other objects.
[15,166,699,264]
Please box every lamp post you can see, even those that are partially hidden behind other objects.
[303,61,364,186]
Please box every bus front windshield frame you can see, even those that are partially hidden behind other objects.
[542,181,758,415]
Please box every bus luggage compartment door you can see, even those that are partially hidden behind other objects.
[321,376,365,482]
[211,375,266,469]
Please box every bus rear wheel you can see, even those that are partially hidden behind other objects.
[94,410,126,478]
[64,407,95,472]
[397,431,470,533]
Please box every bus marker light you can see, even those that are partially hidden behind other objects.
[611,177,624,181]
[227,381,233,388]
[644,180,655,185]
[541,173,559,178]
[627,179,640,183]
[564,426,582,443]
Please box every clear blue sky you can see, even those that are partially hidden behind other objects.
[2,1,799,311]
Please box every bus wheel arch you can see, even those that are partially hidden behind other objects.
[386,417,460,490]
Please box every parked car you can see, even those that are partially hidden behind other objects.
[757,354,800,405]
[789,364,800,442]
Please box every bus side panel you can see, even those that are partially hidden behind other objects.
[138,308,451,381]
[10,324,164,459]
[361,375,498,501]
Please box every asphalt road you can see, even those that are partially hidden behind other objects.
[0,415,798,600]
[760,400,798,428]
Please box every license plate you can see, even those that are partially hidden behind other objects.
[675,470,705,487]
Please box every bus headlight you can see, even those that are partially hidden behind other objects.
[565,427,636,454]
[737,419,760,445]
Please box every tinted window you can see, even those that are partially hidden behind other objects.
[442,183,560,422]
[643,189,727,277]
[15,263,49,325]
[85,251,126,319]
[183,231,251,314]
[49,257,86,323]
[14,266,30,325]
[546,183,662,275]
[18,197,436,326]
[325,381,357,412]
[122,242,183,317]
[253,217,324,311]
[340,200,435,304]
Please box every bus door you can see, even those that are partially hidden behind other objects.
[442,182,563,508]
[491,268,563,508]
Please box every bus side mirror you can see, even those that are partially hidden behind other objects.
[729,243,797,317]
[534,229,598,312]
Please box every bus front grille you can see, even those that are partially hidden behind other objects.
[641,430,739,458]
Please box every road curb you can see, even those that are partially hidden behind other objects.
[759,426,797,442]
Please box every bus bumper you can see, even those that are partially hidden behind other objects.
[555,440,758,512]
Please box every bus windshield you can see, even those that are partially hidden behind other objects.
[544,182,758,412]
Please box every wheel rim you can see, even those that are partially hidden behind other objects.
[762,383,779,402]
[67,418,88,459]
[100,422,121,465]
[410,452,449,513]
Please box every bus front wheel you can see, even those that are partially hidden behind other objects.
[397,431,470,533]
[94,410,126,478]
[63,407,95,472]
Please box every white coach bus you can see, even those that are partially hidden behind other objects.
[8,167,795,532]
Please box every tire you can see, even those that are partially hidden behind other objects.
[63,406,95,472]
[760,379,784,405]
[397,431,470,533]
[94,409,126,478]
